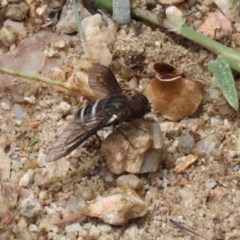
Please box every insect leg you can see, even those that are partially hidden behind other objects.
[128,120,148,133]
[113,126,135,148]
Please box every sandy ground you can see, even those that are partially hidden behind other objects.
[1,1,240,239]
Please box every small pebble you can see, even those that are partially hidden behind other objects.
[97,223,112,233]
[29,120,41,129]
[195,134,221,159]
[20,196,42,218]
[28,224,39,232]
[55,40,66,49]
[24,96,36,104]
[5,2,29,21]
[15,119,22,126]
[39,191,48,200]
[54,101,71,115]
[0,102,10,110]
[65,223,82,233]
[81,187,95,201]
[0,26,17,47]
[19,170,34,187]
[178,132,195,154]
[116,174,144,191]
[89,225,102,239]
[86,188,149,225]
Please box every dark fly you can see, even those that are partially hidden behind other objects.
[46,64,151,162]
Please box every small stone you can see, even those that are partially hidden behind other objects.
[0,102,10,110]
[29,120,41,129]
[113,0,130,24]
[0,0,7,7]
[19,170,34,187]
[155,41,161,47]
[97,223,112,233]
[174,154,199,174]
[89,225,102,239]
[65,196,79,212]
[55,40,66,49]
[178,132,195,154]
[0,26,17,47]
[65,223,82,233]
[37,149,46,167]
[54,101,71,115]
[15,119,22,126]
[80,187,95,201]
[4,19,27,38]
[28,224,39,232]
[194,134,221,159]
[39,191,48,200]
[5,2,29,21]
[85,188,149,225]
[20,196,42,218]
[11,159,23,171]
[102,120,165,174]
[116,174,144,191]
[24,96,36,104]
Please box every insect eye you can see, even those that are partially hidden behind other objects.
[130,94,150,117]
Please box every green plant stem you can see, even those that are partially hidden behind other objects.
[0,67,71,89]
[94,0,113,11]
[93,0,240,72]
[179,25,240,72]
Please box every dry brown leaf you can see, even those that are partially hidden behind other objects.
[144,62,204,121]
[144,77,204,121]
[154,62,182,81]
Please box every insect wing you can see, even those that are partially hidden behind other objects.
[46,121,101,162]
[89,64,122,98]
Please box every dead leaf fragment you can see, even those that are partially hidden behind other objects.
[154,62,182,81]
[197,11,232,39]
[144,77,204,121]
[144,62,204,121]
[174,154,199,174]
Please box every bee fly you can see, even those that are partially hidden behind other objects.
[46,64,151,162]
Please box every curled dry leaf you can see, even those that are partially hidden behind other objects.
[85,188,149,225]
[144,62,204,121]
[101,120,165,174]
[174,154,199,174]
[154,62,182,81]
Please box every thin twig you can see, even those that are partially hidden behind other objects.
[0,67,72,90]
[170,219,208,240]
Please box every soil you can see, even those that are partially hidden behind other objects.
[1,0,240,240]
